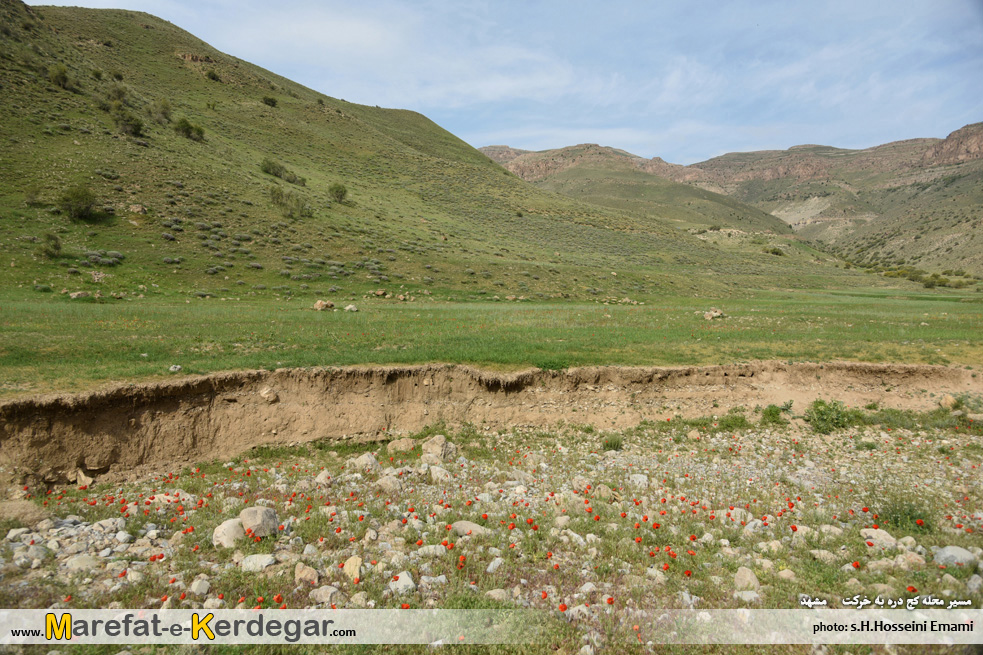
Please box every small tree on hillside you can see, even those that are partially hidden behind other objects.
[59,184,96,221]
[328,183,347,204]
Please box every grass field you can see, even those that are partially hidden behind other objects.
[2,288,980,397]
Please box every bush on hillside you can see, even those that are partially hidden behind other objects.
[262,96,277,107]
[48,64,69,89]
[328,183,348,204]
[59,184,96,221]
[260,158,305,186]
[174,117,204,141]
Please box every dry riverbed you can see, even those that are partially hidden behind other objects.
[1,403,982,652]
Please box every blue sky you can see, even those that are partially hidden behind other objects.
[28,0,983,164]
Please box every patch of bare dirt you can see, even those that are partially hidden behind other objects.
[0,361,978,489]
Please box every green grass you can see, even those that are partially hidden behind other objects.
[1,288,981,396]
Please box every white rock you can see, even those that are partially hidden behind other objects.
[241,554,275,572]
[212,519,244,548]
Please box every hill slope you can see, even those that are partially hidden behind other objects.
[607,126,983,277]
[480,143,792,234]
[0,2,886,306]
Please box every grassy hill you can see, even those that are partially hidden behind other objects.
[0,1,878,307]
[655,128,983,280]
[3,1,981,397]
[479,143,792,234]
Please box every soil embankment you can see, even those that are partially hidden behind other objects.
[1,362,978,487]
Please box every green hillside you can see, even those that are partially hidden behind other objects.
[480,143,792,234]
[0,1,877,307]
[680,130,983,279]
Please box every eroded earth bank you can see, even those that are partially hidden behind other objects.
[1,361,980,487]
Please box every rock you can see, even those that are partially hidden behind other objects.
[376,476,403,495]
[5,528,29,541]
[128,204,146,214]
[866,558,894,574]
[203,598,225,610]
[429,466,452,483]
[76,470,95,487]
[572,475,590,491]
[938,394,958,410]
[295,562,319,585]
[313,300,334,311]
[389,571,416,595]
[451,521,490,537]
[344,304,358,312]
[593,484,613,500]
[189,579,210,596]
[860,528,896,549]
[893,551,926,571]
[733,590,761,603]
[734,567,760,591]
[967,575,982,594]
[259,387,279,404]
[934,546,978,569]
[212,519,244,548]
[555,516,571,529]
[810,550,839,565]
[422,435,457,462]
[778,569,796,580]
[486,557,504,573]
[343,556,362,583]
[310,585,345,605]
[418,545,446,558]
[241,554,275,572]
[687,429,700,440]
[485,589,509,603]
[314,470,332,486]
[350,452,380,473]
[703,308,724,320]
[387,438,416,454]
[628,474,649,488]
[65,554,100,572]
[645,567,667,585]
[239,507,278,537]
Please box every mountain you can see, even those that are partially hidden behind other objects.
[479,143,792,234]
[0,1,887,305]
[491,125,983,277]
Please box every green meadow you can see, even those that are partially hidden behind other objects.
[3,288,980,396]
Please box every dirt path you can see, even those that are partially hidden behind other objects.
[1,361,979,488]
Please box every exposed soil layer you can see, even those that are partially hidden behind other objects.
[1,361,979,487]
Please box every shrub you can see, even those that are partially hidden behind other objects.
[804,399,862,434]
[260,158,305,185]
[173,117,204,141]
[36,233,62,259]
[149,98,171,124]
[59,184,96,221]
[601,434,623,451]
[328,183,348,204]
[760,404,788,427]
[262,96,277,107]
[115,112,143,136]
[269,185,311,219]
[24,184,41,206]
[48,64,69,89]
[206,69,221,82]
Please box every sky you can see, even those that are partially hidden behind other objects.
[27,0,983,164]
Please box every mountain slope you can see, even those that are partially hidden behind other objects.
[480,143,792,234]
[636,126,983,277]
[0,1,884,306]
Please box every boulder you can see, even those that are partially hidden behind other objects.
[387,438,416,454]
[212,518,244,548]
[241,554,275,572]
[422,435,457,461]
[239,507,278,538]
